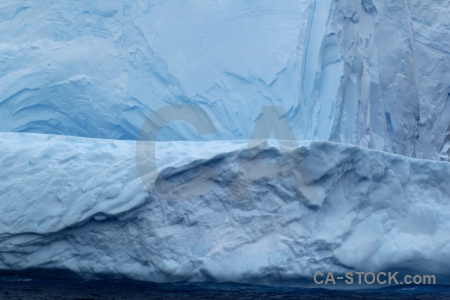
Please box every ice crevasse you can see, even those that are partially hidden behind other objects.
[1,0,450,285]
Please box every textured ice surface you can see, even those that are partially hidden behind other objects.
[1,0,450,286]
[0,0,449,160]
[1,132,450,284]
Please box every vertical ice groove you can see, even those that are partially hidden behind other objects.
[315,31,342,140]
[342,77,357,144]
[300,0,336,140]
[300,0,317,108]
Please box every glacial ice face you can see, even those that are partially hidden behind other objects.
[1,132,450,284]
[1,0,449,160]
[2,0,450,286]
[409,0,450,160]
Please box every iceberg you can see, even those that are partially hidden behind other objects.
[0,0,449,160]
[1,132,450,285]
[0,0,450,287]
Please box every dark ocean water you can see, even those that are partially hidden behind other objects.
[1,276,450,299]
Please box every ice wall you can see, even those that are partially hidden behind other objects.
[409,0,450,160]
[1,132,450,284]
[1,0,450,286]
[1,0,449,160]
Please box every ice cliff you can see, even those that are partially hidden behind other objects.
[1,0,450,286]
[2,133,450,284]
[1,0,450,160]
